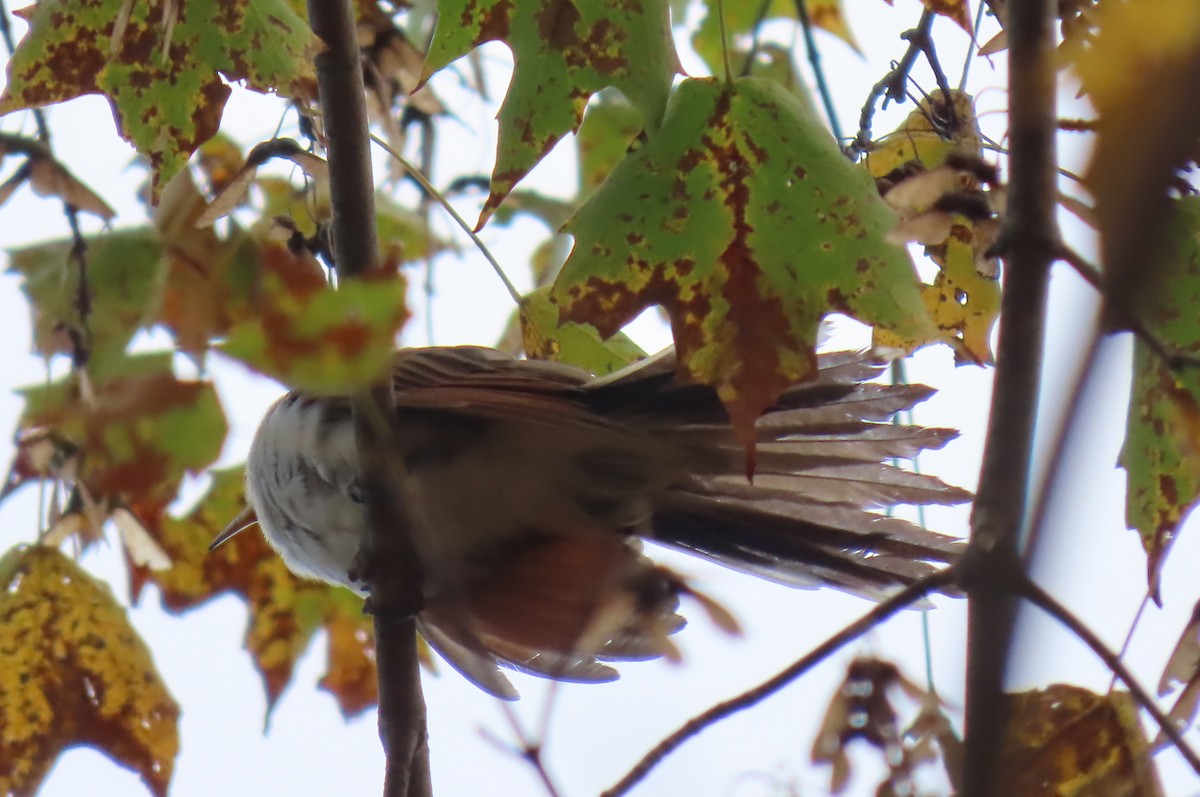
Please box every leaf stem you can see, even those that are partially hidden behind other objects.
[714,0,734,84]
[370,134,522,305]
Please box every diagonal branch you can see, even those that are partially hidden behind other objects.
[304,2,431,795]
[601,567,957,797]
[961,0,1058,794]
[1018,575,1200,775]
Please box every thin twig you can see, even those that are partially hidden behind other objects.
[601,567,957,797]
[370,134,522,305]
[497,702,564,797]
[1,0,93,369]
[793,0,844,143]
[737,0,773,79]
[306,2,431,796]
[961,0,1057,792]
[1056,244,1200,370]
[1108,593,1151,693]
[1019,575,1200,775]
[957,0,988,91]
[849,10,934,156]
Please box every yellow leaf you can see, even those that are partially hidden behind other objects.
[1000,684,1165,797]
[0,546,179,797]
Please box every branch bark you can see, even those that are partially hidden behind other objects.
[961,0,1057,794]
[305,2,431,795]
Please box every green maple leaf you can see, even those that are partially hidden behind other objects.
[552,76,939,442]
[1120,196,1200,599]
[422,0,679,228]
[0,0,319,198]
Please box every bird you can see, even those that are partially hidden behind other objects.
[218,345,968,699]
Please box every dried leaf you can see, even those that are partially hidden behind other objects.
[18,353,227,511]
[1000,684,1164,797]
[811,657,925,795]
[196,139,328,228]
[26,156,116,220]
[0,546,179,797]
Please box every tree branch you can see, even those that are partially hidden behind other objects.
[305,2,431,795]
[1,0,93,370]
[961,0,1058,794]
[601,568,957,797]
[1018,575,1200,775]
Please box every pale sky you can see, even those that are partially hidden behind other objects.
[2,2,1199,796]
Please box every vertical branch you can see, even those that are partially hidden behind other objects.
[305,2,431,796]
[1,0,92,369]
[961,0,1057,794]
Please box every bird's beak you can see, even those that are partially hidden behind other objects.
[209,505,257,552]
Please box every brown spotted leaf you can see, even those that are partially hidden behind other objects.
[18,353,227,508]
[220,242,409,394]
[421,0,679,228]
[999,684,1164,797]
[0,545,179,797]
[551,77,938,444]
[129,468,378,717]
[0,0,320,198]
[519,285,646,376]
[1119,196,1200,598]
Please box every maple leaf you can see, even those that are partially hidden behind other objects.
[577,93,644,200]
[0,545,179,797]
[519,286,645,375]
[18,353,227,507]
[692,0,860,76]
[128,468,378,717]
[1118,198,1200,599]
[219,242,409,394]
[0,0,320,199]
[8,230,163,376]
[999,685,1163,797]
[421,0,680,228]
[551,76,939,444]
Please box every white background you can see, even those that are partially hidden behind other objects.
[2,1,1199,796]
